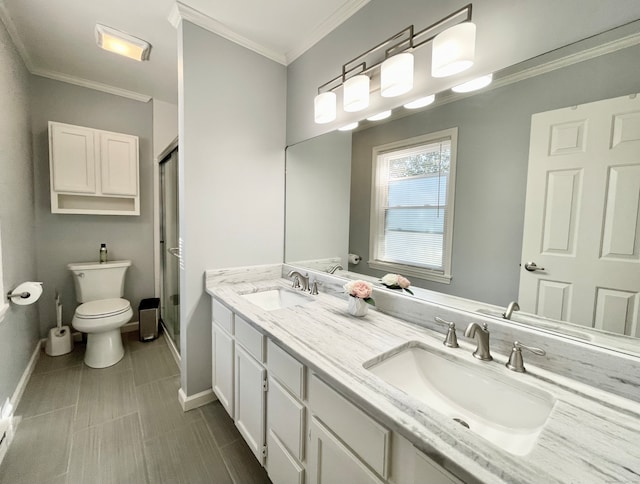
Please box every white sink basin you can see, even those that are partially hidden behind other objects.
[365,342,555,456]
[241,288,312,311]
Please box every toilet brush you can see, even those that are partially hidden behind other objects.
[45,290,73,356]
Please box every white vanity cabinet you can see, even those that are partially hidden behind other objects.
[211,300,235,418]
[48,121,140,215]
[234,315,267,463]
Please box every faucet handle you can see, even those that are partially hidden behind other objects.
[291,275,300,289]
[506,341,546,373]
[310,280,321,295]
[434,317,459,348]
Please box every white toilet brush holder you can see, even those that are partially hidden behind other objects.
[45,326,73,356]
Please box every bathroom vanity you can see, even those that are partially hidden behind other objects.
[206,264,640,484]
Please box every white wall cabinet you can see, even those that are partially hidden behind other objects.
[48,121,140,215]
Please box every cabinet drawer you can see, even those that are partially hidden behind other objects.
[309,374,390,478]
[267,340,305,399]
[267,376,305,461]
[267,430,304,484]
[212,299,233,334]
[235,315,265,362]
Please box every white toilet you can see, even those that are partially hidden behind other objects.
[68,260,133,368]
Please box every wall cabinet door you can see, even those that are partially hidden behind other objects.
[212,323,234,418]
[307,417,385,484]
[49,123,97,193]
[235,344,266,464]
[100,131,139,196]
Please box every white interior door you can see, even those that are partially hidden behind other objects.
[519,93,640,336]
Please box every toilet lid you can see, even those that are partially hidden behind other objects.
[76,298,131,319]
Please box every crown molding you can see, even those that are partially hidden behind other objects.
[285,0,370,64]
[0,0,35,71]
[31,68,152,102]
[170,1,287,65]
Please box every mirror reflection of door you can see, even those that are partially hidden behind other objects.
[519,94,640,337]
[160,147,180,351]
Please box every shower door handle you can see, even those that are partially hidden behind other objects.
[168,247,181,259]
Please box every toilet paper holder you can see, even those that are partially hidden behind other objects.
[7,282,43,303]
[7,290,31,301]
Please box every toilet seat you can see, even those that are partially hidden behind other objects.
[75,298,131,319]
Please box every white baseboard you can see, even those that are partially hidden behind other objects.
[178,387,216,412]
[0,339,42,465]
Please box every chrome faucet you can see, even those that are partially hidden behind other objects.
[464,322,492,361]
[287,270,309,291]
[503,301,520,320]
[327,263,344,274]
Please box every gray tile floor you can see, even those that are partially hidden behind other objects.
[0,332,271,484]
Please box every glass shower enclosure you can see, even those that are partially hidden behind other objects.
[160,147,180,351]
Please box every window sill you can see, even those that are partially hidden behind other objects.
[367,260,452,285]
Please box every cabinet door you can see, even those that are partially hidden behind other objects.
[267,375,305,461]
[100,131,139,196]
[212,323,234,418]
[235,344,266,464]
[49,122,97,193]
[307,417,385,484]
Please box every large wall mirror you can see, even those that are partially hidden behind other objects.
[285,21,640,357]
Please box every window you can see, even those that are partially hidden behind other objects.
[369,128,457,283]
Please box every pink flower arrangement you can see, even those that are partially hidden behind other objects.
[343,280,375,305]
[380,273,414,295]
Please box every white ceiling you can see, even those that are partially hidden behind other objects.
[0,0,369,103]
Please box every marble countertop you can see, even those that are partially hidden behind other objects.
[206,271,640,484]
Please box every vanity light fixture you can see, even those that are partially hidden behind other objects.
[404,94,436,109]
[343,74,370,112]
[431,22,476,78]
[367,110,392,121]
[313,4,473,124]
[452,73,493,93]
[381,52,414,97]
[95,24,151,61]
[338,122,359,131]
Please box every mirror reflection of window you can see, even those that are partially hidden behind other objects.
[370,128,458,283]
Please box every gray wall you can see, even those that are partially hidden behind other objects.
[30,77,154,335]
[349,44,640,306]
[286,0,640,145]
[0,19,40,409]
[179,21,286,396]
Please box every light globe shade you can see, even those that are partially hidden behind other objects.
[404,94,435,109]
[432,22,476,78]
[314,91,337,124]
[452,73,493,93]
[381,52,414,97]
[343,75,370,112]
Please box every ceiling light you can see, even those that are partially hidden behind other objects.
[95,24,151,61]
[314,91,337,124]
[381,53,414,98]
[452,73,493,93]
[404,94,436,109]
[343,75,370,112]
[432,22,476,78]
[338,122,359,131]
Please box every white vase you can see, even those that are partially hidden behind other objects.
[348,296,368,317]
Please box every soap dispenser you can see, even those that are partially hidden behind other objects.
[99,243,108,263]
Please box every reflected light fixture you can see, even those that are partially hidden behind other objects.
[314,91,337,124]
[95,24,151,61]
[343,75,370,112]
[431,22,476,78]
[338,122,359,131]
[452,73,493,93]
[313,4,473,124]
[381,53,414,97]
[367,110,392,121]
[404,94,435,109]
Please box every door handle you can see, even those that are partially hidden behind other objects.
[168,247,181,259]
[524,261,545,272]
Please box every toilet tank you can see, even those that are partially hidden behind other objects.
[67,260,132,303]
